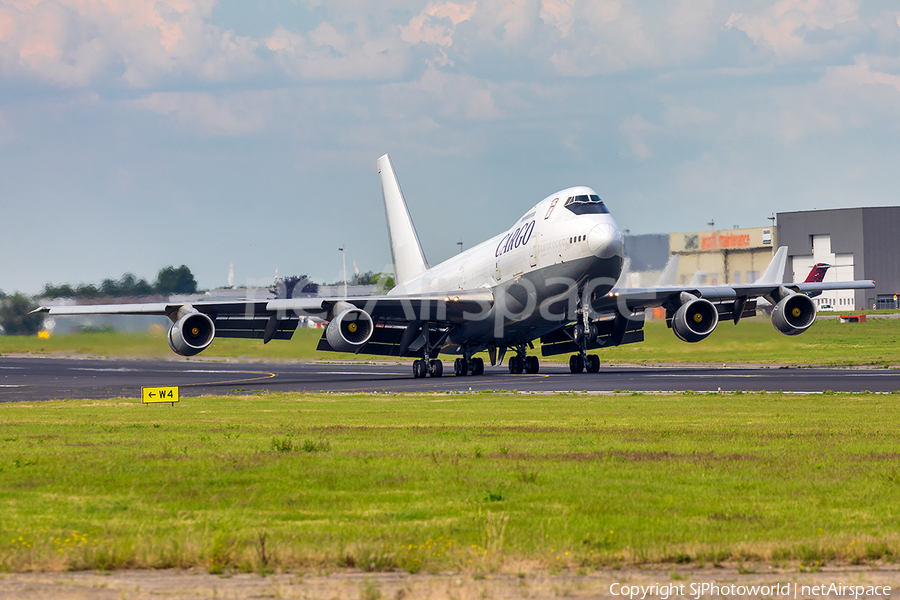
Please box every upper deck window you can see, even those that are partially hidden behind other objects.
[564,194,610,215]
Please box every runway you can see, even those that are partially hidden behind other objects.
[2,356,899,401]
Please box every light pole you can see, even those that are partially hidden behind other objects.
[457,240,463,254]
[767,214,776,256]
[338,245,347,297]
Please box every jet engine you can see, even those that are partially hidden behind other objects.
[672,296,719,343]
[168,312,215,356]
[772,293,816,335]
[325,307,374,352]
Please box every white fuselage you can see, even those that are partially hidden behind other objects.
[389,186,626,347]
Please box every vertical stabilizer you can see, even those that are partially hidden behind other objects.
[759,246,788,284]
[377,154,429,286]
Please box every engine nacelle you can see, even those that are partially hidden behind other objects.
[672,297,719,343]
[772,293,817,335]
[325,308,374,353]
[167,312,215,356]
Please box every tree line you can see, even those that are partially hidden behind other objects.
[40,265,198,298]
[0,265,198,336]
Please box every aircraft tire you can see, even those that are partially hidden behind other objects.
[455,358,468,376]
[472,357,484,375]
[413,359,427,378]
[509,356,524,374]
[569,355,584,374]
[573,323,585,345]
[430,359,443,377]
[524,356,539,374]
[586,354,600,373]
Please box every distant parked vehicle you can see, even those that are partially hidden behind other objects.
[819,303,835,311]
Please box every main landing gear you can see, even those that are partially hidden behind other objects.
[507,344,540,374]
[453,357,484,376]
[412,358,443,378]
[569,353,600,373]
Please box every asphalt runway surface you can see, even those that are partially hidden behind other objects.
[2,356,900,401]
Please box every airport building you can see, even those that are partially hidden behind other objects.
[669,226,775,286]
[776,207,900,310]
[622,233,670,286]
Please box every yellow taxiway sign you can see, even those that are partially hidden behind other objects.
[141,386,179,404]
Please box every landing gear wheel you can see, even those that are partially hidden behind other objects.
[573,323,585,345]
[569,355,584,374]
[472,357,484,376]
[524,355,540,374]
[508,355,524,374]
[586,354,600,373]
[413,359,428,378]
[455,358,468,376]
[430,359,443,377]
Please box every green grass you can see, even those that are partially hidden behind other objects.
[4,315,900,365]
[2,391,900,573]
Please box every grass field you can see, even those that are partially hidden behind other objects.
[3,391,900,573]
[3,316,900,365]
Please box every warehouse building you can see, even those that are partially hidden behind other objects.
[776,207,900,310]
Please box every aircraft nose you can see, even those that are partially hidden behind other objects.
[588,222,624,259]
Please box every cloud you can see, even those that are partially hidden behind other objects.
[265,22,410,81]
[726,0,865,61]
[0,0,258,88]
[539,0,575,37]
[129,91,271,136]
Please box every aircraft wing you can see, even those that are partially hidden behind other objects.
[534,276,876,358]
[32,289,495,355]
[34,290,494,322]
[592,246,873,317]
[594,279,875,316]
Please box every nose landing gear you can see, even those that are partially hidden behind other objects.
[569,292,601,374]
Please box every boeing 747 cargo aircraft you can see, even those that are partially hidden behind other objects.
[35,155,875,378]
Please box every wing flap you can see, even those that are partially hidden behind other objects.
[214,317,299,341]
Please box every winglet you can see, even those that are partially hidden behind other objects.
[377,154,429,287]
[759,246,788,284]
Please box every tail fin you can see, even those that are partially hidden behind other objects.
[759,246,787,284]
[803,263,831,283]
[377,155,429,286]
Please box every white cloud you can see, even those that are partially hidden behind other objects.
[401,2,476,46]
[265,23,410,81]
[129,91,271,136]
[726,0,863,61]
[0,0,258,88]
[540,0,575,37]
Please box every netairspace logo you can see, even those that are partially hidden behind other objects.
[609,582,892,599]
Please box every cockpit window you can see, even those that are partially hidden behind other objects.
[564,194,610,215]
[564,197,574,206]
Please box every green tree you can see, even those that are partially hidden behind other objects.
[155,265,198,295]
[0,294,44,335]
[270,275,319,299]
[375,272,395,294]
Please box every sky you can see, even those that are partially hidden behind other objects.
[1,0,899,295]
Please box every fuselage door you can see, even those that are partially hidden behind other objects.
[544,198,558,219]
